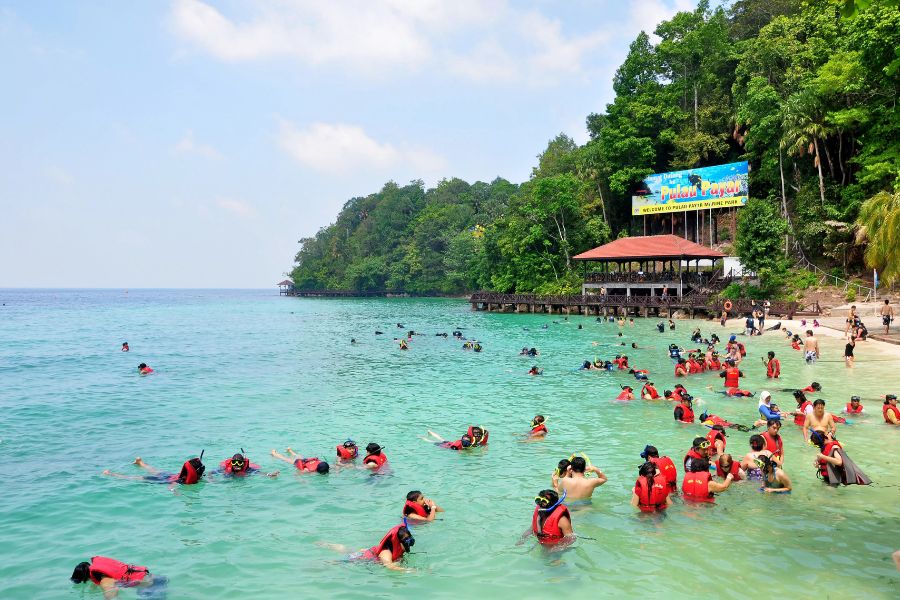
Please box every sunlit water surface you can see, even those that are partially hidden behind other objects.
[0,290,897,599]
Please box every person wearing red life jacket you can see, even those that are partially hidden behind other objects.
[616,385,635,401]
[325,524,417,571]
[641,445,677,491]
[219,451,278,478]
[529,415,549,437]
[763,351,780,378]
[673,394,695,423]
[683,437,711,472]
[810,430,871,486]
[121,342,129,352]
[842,396,865,415]
[617,355,629,369]
[336,439,359,461]
[705,425,727,460]
[631,461,672,512]
[682,459,734,502]
[102,454,206,486]
[270,448,330,474]
[402,490,444,523]
[883,394,900,425]
[641,382,660,400]
[688,355,704,374]
[137,363,153,375]
[527,489,574,548]
[674,359,689,377]
[71,556,166,598]
[801,382,822,394]
[715,454,745,481]
[761,419,785,465]
[719,359,743,388]
[465,425,489,446]
[362,442,388,469]
[791,390,813,425]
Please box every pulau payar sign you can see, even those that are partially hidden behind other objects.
[631,161,749,215]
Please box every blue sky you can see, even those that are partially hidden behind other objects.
[0,0,693,288]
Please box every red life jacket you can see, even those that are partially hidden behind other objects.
[737,343,746,356]
[220,458,260,475]
[294,457,322,472]
[650,455,678,490]
[794,401,812,425]
[641,384,659,399]
[177,458,203,484]
[683,448,704,469]
[762,432,783,459]
[688,359,703,374]
[682,470,714,502]
[531,423,548,435]
[443,439,465,450]
[802,385,816,393]
[363,452,388,468]
[670,388,684,402]
[704,414,727,426]
[766,359,780,378]
[791,340,801,350]
[675,402,694,423]
[139,367,153,374]
[616,390,633,400]
[403,501,429,518]
[634,475,668,512]
[706,429,726,454]
[818,441,843,480]
[87,556,149,586]
[368,525,406,562]
[726,388,752,397]
[723,367,740,388]
[531,504,570,544]
[674,364,688,377]
[336,445,358,460]
[844,403,863,415]
[467,426,489,446]
[715,459,742,481]
[883,404,900,423]
[707,358,721,370]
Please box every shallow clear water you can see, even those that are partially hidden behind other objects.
[0,289,898,599]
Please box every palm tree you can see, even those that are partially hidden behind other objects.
[780,88,827,206]
[856,189,900,285]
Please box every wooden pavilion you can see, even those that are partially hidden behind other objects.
[573,234,726,298]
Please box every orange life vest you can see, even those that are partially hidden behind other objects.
[682,470,714,502]
[650,455,678,490]
[634,475,668,512]
[531,504,570,544]
[87,556,148,586]
[883,404,900,423]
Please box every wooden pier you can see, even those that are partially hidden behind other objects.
[468,292,820,319]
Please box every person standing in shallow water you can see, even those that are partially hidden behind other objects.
[552,456,607,500]
[882,299,894,334]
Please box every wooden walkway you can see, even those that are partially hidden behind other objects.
[468,292,820,318]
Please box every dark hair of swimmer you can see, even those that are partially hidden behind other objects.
[640,445,658,459]
[570,457,587,473]
[365,443,382,455]
[711,424,726,434]
[407,490,423,502]
[639,461,656,479]
[756,454,775,475]
[810,382,821,391]
[533,415,545,425]
[631,343,637,348]
[71,562,91,583]
[691,437,706,450]
[535,489,559,509]
[138,363,147,370]
[556,459,570,475]
[316,461,330,474]
[664,390,673,397]
[749,434,765,451]
[582,360,591,369]
[689,458,710,473]
[460,435,473,448]
[813,399,826,407]
[767,351,775,358]
[809,430,830,449]
[397,526,415,551]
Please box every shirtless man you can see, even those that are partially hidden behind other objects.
[804,330,819,363]
[552,456,607,500]
[882,299,894,335]
[802,398,837,442]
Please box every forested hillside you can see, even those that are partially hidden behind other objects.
[290,0,900,294]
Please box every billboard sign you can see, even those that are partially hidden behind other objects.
[631,161,749,216]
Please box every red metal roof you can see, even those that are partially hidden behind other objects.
[276,280,293,286]
[573,235,725,261]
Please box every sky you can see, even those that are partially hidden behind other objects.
[0,0,695,288]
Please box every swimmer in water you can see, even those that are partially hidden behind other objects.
[528,415,548,437]
[523,489,574,549]
[137,363,153,375]
[270,448,330,474]
[71,556,167,599]
[552,455,607,500]
[420,431,473,450]
[322,524,417,572]
[217,451,279,478]
[403,490,444,522]
[362,443,388,470]
[102,455,206,486]
[631,461,673,512]
[121,342,129,352]
[528,366,543,376]
[757,455,792,493]
[802,399,838,443]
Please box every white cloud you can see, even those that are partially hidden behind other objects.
[277,120,446,176]
[169,0,609,84]
[174,130,222,159]
[627,0,695,42]
[216,197,256,218]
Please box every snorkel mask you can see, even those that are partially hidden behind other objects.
[534,490,567,512]
[399,520,415,552]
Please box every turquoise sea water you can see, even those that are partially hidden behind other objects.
[1,289,898,599]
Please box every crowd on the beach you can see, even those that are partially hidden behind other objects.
[73,307,900,595]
